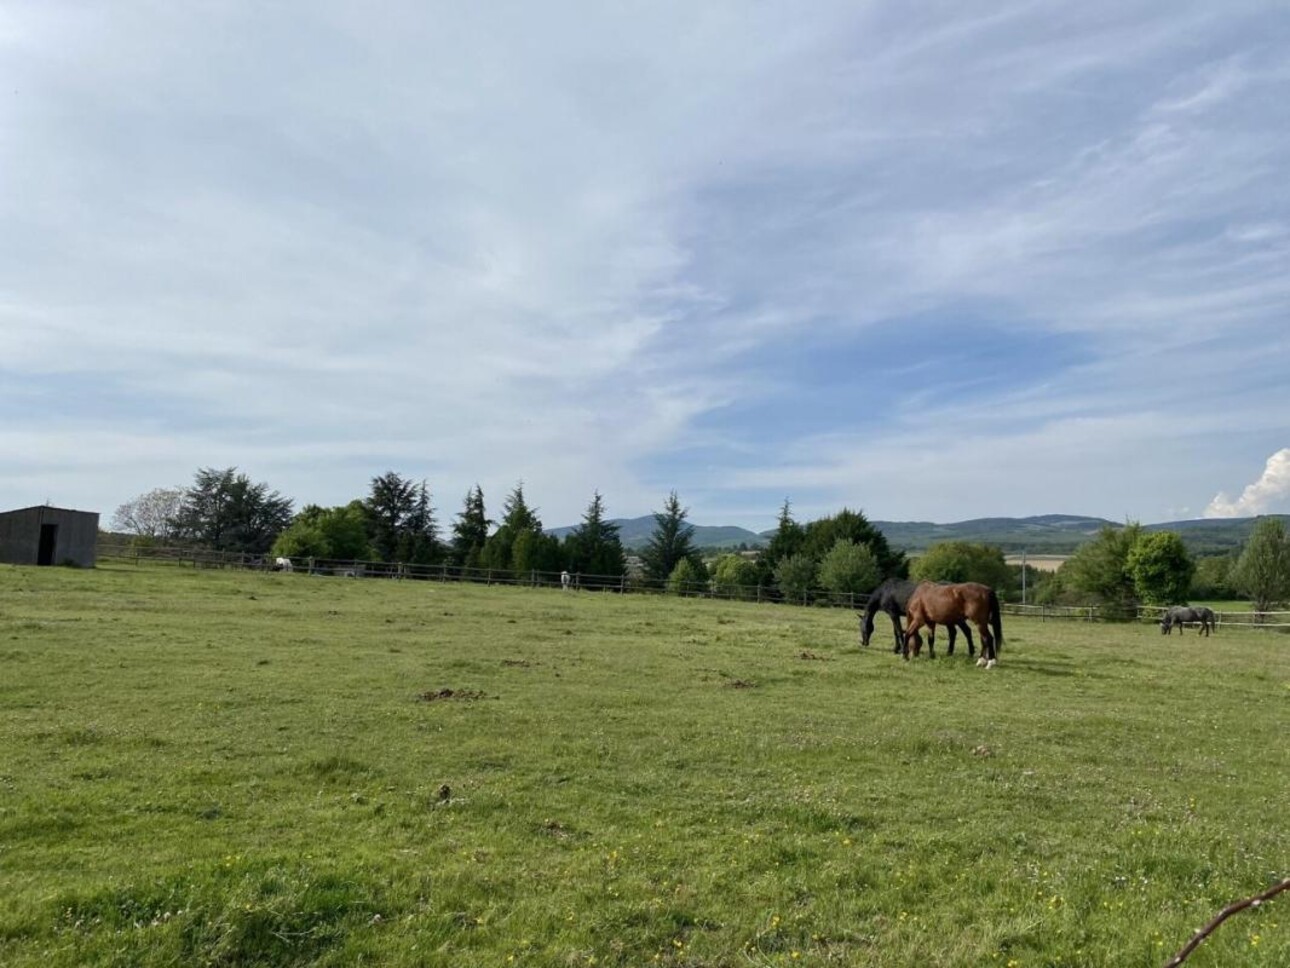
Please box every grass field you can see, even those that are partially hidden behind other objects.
[1,564,1287,967]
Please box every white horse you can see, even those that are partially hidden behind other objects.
[274,556,294,573]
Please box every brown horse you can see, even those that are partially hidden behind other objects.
[903,581,1003,668]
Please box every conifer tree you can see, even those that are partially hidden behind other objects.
[481,483,555,575]
[564,491,626,583]
[450,485,490,568]
[640,491,701,582]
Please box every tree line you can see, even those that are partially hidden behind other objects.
[110,470,921,598]
[1022,518,1290,616]
[111,468,1290,611]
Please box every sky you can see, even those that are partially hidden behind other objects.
[3,1,1290,533]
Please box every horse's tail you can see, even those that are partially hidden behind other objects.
[988,588,1003,652]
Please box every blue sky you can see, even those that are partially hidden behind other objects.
[3,1,1289,532]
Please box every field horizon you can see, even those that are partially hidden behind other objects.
[1,563,1286,966]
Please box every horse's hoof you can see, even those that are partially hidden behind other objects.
[986,659,997,669]
[976,657,986,667]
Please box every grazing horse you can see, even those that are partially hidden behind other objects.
[1160,605,1215,637]
[859,578,975,657]
[273,556,294,573]
[904,581,1003,668]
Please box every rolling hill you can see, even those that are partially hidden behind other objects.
[547,513,1288,555]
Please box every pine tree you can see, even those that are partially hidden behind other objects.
[640,491,700,582]
[173,466,293,554]
[398,480,441,564]
[450,485,490,569]
[364,472,439,563]
[481,483,546,576]
[564,491,626,584]
[756,498,805,591]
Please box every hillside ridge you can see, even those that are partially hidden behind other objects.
[546,513,1288,555]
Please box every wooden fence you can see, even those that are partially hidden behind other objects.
[96,543,1290,629]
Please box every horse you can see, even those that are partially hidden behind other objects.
[1160,605,1215,637]
[273,556,294,573]
[859,578,975,658]
[903,581,1003,668]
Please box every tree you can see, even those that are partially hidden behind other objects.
[398,480,441,564]
[1191,554,1237,600]
[712,553,759,600]
[172,467,293,554]
[449,485,490,569]
[272,502,372,561]
[365,472,440,563]
[1063,522,1143,619]
[817,539,881,598]
[1126,531,1195,605]
[911,541,1012,593]
[511,527,564,576]
[640,491,701,583]
[563,491,626,585]
[1230,517,1290,614]
[774,553,817,604]
[110,487,184,542]
[800,508,906,579]
[756,499,805,591]
[480,483,552,576]
[667,557,708,596]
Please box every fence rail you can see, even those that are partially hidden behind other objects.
[95,542,1290,629]
[1135,603,1290,630]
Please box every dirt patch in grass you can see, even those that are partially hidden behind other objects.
[725,678,756,689]
[415,688,488,702]
[798,650,829,661]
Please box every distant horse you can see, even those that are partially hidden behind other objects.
[859,578,975,657]
[904,581,1003,668]
[273,556,294,573]
[1160,605,1215,637]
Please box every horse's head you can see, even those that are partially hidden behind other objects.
[859,610,874,647]
[904,629,923,658]
[1160,613,1172,634]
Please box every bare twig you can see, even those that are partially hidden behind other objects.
[1162,877,1290,968]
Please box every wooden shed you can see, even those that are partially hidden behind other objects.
[0,505,101,567]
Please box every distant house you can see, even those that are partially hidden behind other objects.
[0,505,100,567]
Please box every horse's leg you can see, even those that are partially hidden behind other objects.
[891,608,905,655]
[958,620,975,656]
[976,620,996,668]
[946,623,957,656]
[926,622,937,659]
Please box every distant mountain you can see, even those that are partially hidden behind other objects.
[869,515,1116,554]
[546,513,1287,555]
[871,514,1289,555]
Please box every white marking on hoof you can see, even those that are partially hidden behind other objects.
[986,659,997,669]
[976,657,987,667]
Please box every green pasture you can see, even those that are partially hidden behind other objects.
[1,564,1286,967]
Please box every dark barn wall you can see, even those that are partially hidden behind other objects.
[0,506,100,567]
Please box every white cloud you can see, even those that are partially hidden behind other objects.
[1204,449,1290,518]
[2,2,1289,529]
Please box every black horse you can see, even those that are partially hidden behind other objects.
[1160,605,1216,637]
[859,578,974,657]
